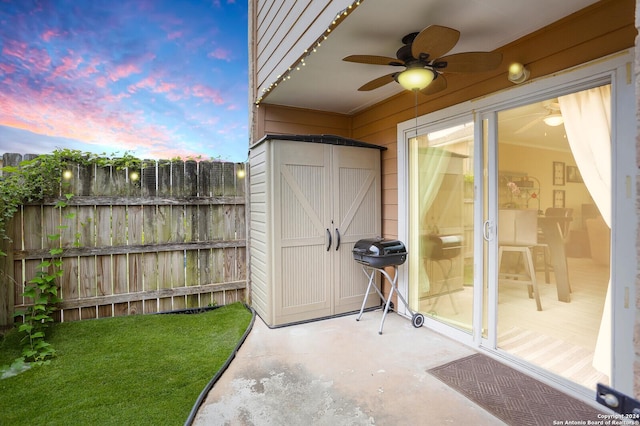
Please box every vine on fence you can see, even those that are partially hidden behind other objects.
[0,149,146,366]
[13,211,66,363]
[0,149,147,253]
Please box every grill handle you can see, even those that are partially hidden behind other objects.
[335,228,341,251]
[326,228,332,251]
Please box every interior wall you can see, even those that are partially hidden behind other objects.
[498,144,593,228]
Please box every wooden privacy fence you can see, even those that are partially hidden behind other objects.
[0,153,247,325]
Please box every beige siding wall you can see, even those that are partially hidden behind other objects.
[252,0,354,99]
[248,142,270,320]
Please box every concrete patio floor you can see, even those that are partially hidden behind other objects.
[193,308,507,425]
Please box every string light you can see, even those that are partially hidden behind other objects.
[254,0,366,106]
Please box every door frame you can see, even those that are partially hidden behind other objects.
[397,49,636,397]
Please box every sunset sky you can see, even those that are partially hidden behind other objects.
[0,0,249,162]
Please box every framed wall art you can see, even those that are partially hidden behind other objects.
[553,190,565,208]
[553,161,565,185]
[566,165,583,183]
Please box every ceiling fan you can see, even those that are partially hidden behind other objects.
[343,25,503,94]
[514,100,564,134]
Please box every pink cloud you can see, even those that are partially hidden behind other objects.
[127,75,179,100]
[75,58,101,79]
[95,76,108,88]
[156,81,176,93]
[167,31,182,40]
[128,75,156,92]
[207,47,231,61]
[0,69,226,161]
[191,84,224,104]
[51,55,83,79]
[2,40,27,58]
[0,63,16,74]
[41,29,60,42]
[2,40,52,73]
[0,69,174,154]
[109,63,141,82]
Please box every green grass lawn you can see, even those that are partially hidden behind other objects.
[0,302,253,425]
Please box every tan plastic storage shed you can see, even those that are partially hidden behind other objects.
[249,135,385,326]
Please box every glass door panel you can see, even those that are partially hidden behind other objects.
[495,88,611,390]
[408,122,474,332]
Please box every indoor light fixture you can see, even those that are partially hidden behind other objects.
[507,62,530,84]
[543,113,564,127]
[397,67,435,91]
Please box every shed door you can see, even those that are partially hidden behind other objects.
[273,141,332,322]
[332,145,381,313]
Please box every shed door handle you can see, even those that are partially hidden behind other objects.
[326,228,332,251]
[335,228,341,251]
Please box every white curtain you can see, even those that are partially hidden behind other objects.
[558,85,611,377]
[409,145,450,300]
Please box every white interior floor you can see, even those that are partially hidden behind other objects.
[417,256,609,390]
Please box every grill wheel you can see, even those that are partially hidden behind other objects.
[412,313,425,328]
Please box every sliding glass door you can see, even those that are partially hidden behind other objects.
[399,52,635,397]
[407,122,475,332]
[494,88,611,389]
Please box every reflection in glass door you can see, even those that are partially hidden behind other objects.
[408,121,474,332]
[495,87,611,390]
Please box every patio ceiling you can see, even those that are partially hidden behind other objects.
[262,0,600,116]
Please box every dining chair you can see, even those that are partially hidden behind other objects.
[534,208,573,281]
[498,209,543,311]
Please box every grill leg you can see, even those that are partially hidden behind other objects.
[429,259,459,314]
[357,266,417,335]
[378,266,417,334]
[356,267,385,322]
[377,267,398,334]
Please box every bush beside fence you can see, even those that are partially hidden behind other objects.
[0,153,247,325]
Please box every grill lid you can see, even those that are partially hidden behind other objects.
[353,238,407,256]
[352,238,407,267]
[422,234,462,260]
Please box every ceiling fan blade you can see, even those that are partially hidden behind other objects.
[515,116,544,134]
[420,74,447,95]
[411,25,460,61]
[437,52,503,73]
[358,73,396,91]
[343,55,404,66]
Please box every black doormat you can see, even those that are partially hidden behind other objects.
[428,353,606,426]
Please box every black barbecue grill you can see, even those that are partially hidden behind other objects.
[352,238,407,268]
[422,234,463,315]
[423,234,462,261]
[353,238,423,334]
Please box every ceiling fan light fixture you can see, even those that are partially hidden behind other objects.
[508,62,530,84]
[543,113,564,127]
[397,67,435,91]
